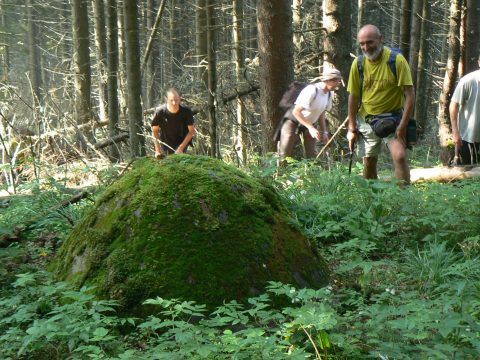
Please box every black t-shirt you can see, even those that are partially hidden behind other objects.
[151,105,194,152]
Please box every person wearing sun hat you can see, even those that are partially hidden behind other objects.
[277,68,342,163]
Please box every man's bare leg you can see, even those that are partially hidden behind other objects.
[389,138,410,185]
[363,156,378,179]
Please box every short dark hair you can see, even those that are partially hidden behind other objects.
[165,87,180,98]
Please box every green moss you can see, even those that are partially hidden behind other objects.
[51,155,329,314]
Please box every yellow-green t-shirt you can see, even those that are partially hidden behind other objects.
[347,47,413,117]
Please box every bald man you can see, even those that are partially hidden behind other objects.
[347,24,415,184]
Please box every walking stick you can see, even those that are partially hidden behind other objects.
[315,116,349,160]
[348,141,355,175]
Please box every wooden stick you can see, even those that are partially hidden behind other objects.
[316,116,349,159]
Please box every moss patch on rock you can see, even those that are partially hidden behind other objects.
[51,155,329,313]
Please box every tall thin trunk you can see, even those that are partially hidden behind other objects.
[414,0,431,130]
[117,1,128,118]
[26,0,42,105]
[292,0,303,51]
[464,0,479,74]
[124,0,145,157]
[145,0,158,107]
[438,0,461,164]
[233,0,247,164]
[256,0,294,152]
[195,0,207,85]
[323,0,351,126]
[92,0,108,120]
[408,0,423,86]
[206,0,217,157]
[1,1,10,81]
[72,0,92,128]
[391,0,401,46]
[169,0,182,82]
[357,0,365,33]
[106,0,120,161]
[399,0,412,60]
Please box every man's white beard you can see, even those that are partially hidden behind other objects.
[364,45,383,61]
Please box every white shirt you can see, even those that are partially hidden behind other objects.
[451,69,480,143]
[294,83,333,124]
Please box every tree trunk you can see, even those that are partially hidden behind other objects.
[292,0,303,51]
[144,0,162,108]
[72,0,92,154]
[233,0,247,164]
[26,0,42,106]
[169,0,182,82]
[0,2,9,81]
[323,0,351,126]
[195,0,208,85]
[106,0,120,161]
[256,0,294,153]
[92,0,108,120]
[123,0,145,157]
[437,0,461,164]
[399,0,412,60]
[357,0,365,33]
[391,0,401,46]
[206,0,217,157]
[464,0,479,74]
[408,0,423,87]
[414,0,431,130]
[117,1,128,118]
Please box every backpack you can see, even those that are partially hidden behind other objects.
[279,80,312,110]
[273,81,320,142]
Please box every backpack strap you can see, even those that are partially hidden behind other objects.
[388,48,400,80]
[357,48,400,106]
[357,54,365,106]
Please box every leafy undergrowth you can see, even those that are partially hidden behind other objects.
[1,158,480,359]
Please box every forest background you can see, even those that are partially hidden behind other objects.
[0,0,478,175]
[1,0,480,359]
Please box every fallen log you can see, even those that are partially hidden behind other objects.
[94,134,129,149]
[0,190,91,247]
[410,165,480,183]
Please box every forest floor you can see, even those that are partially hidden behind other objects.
[1,148,479,359]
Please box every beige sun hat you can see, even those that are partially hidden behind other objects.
[319,68,342,81]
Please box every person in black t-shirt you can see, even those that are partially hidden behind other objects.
[151,88,196,158]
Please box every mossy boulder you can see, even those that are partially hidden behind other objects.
[51,155,329,313]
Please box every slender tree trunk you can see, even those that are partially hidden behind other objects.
[323,0,351,126]
[414,0,431,130]
[106,0,120,161]
[195,0,208,85]
[145,0,158,108]
[408,0,423,86]
[357,0,365,32]
[256,0,294,153]
[117,1,128,118]
[399,0,412,60]
[72,0,92,130]
[233,0,247,164]
[92,0,108,120]
[124,0,145,157]
[292,0,303,51]
[438,0,461,164]
[26,0,42,105]
[391,0,401,46]
[206,0,217,157]
[1,1,10,82]
[464,0,479,74]
[169,0,182,82]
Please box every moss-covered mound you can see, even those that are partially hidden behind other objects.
[51,155,329,313]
